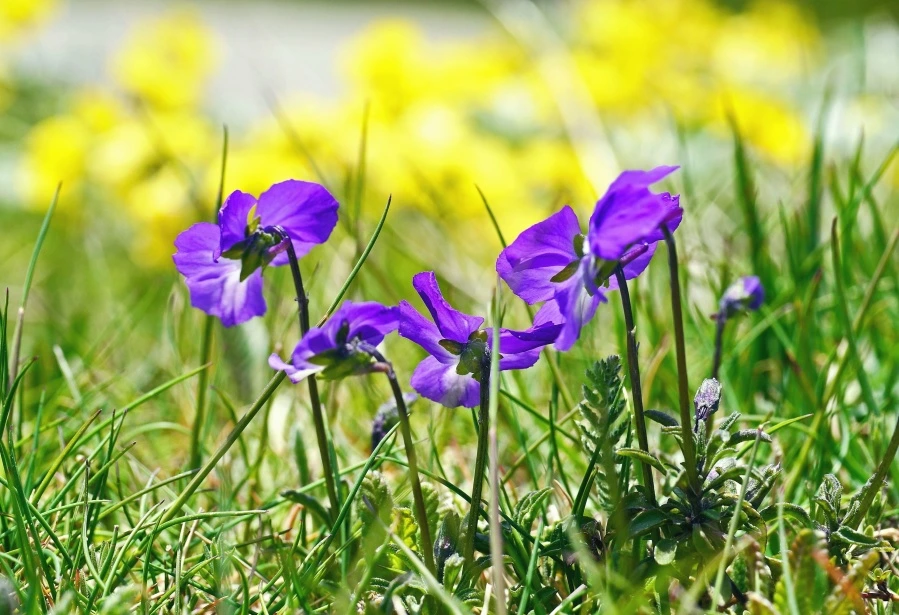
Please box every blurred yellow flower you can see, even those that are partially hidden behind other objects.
[715,87,809,165]
[18,114,91,209]
[0,0,55,41]
[112,10,218,110]
[12,0,829,267]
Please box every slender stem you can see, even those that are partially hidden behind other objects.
[284,240,341,518]
[661,227,702,498]
[390,375,437,575]
[711,314,726,382]
[365,345,436,575]
[188,316,215,469]
[614,268,656,505]
[709,314,727,433]
[845,413,899,528]
[464,365,491,561]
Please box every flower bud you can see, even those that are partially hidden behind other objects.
[694,378,722,422]
[719,276,764,318]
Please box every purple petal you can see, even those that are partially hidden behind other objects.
[410,355,480,408]
[269,352,323,383]
[218,190,258,256]
[398,301,456,363]
[636,193,684,244]
[497,206,582,304]
[588,166,680,261]
[743,276,765,310]
[553,275,606,351]
[256,180,339,264]
[534,299,564,327]
[491,322,562,369]
[326,300,399,346]
[411,272,484,342]
[173,222,266,327]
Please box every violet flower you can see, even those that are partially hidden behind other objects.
[711,276,764,380]
[719,276,765,318]
[398,271,561,408]
[269,301,399,382]
[173,180,339,327]
[497,166,682,350]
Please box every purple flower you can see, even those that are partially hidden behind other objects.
[269,301,399,383]
[719,276,764,318]
[173,180,339,327]
[498,166,682,350]
[398,272,561,408]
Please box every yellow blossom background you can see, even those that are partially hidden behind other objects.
[5,0,897,267]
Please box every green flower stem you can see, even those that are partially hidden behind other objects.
[285,240,341,519]
[464,361,491,562]
[188,315,215,470]
[365,346,436,576]
[662,227,702,499]
[613,267,657,505]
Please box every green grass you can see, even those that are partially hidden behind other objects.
[0,112,898,614]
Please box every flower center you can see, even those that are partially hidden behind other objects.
[438,330,492,382]
[220,224,287,281]
[306,319,377,380]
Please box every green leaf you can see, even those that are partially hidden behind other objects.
[760,503,813,527]
[832,526,883,548]
[729,429,772,445]
[654,537,677,566]
[616,448,668,474]
[627,509,669,539]
[281,489,332,527]
[644,409,679,427]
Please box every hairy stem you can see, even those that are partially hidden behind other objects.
[464,364,491,561]
[662,227,702,499]
[614,267,656,505]
[284,240,340,518]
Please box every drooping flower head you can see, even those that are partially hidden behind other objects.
[399,272,561,408]
[173,180,338,327]
[269,300,399,383]
[718,276,764,318]
[497,166,682,350]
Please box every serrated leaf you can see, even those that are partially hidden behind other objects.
[816,474,843,516]
[356,471,394,529]
[719,412,741,431]
[513,487,553,530]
